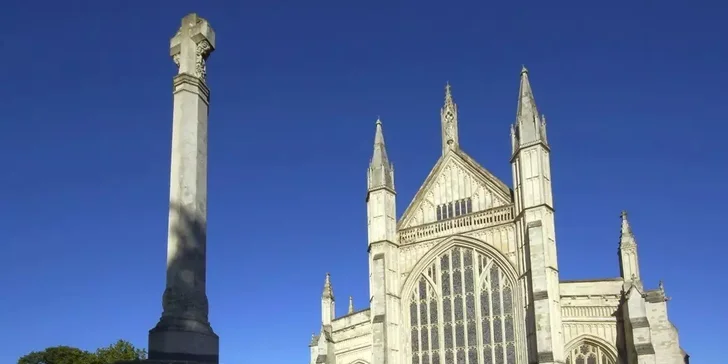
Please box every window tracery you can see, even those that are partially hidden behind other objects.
[564,342,615,364]
[410,246,517,364]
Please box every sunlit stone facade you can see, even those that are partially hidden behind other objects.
[309,69,689,364]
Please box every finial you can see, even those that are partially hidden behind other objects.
[659,280,664,291]
[348,296,354,314]
[521,65,528,74]
[440,81,459,153]
[322,272,334,299]
[620,210,635,241]
[375,116,382,125]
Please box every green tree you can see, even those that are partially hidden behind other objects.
[94,340,147,363]
[17,350,46,364]
[17,346,96,364]
[18,340,146,364]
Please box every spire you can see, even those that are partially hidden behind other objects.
[513,66,547,150]
[371,118,389,166]
[321,272,335,327]
[368,118,395,191]
[517,66,537,119]
[441,82,459,154]
[348,296,354,314]
[618,210,642,283]
[322,272,334,300]
[309,332,318,347]
[620,210,637,247]
[657,280,670,301]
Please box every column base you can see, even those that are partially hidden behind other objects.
[147,318,219,364]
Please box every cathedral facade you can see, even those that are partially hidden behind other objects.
[309,68,688,364]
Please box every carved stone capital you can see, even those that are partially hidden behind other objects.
[169,13,216,81]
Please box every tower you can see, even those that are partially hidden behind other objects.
[618,211,658,364]
[310,273,337,364]
[510,66,564,364]
[366,119,401,364]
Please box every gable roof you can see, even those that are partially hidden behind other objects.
[397,148,512,229]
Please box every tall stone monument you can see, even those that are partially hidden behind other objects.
[138,13,218,364]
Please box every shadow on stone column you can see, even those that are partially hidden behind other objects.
[146,202,219,363]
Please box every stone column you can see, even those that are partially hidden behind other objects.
[525,220,564,364]
[147,13,219,364]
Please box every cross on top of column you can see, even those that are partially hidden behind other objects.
[170,13,216,81]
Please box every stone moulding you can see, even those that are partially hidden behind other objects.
[173,73,210,100]
[561,305,618,318]
[398,204,513,244]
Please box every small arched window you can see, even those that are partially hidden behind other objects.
[565,342,615,364]
[435,198,474,221]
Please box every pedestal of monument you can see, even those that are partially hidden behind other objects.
[147,315,219,363]
[117,13,219,364]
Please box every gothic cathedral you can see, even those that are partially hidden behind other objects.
[308,68,689,364]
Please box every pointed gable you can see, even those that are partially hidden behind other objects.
[398,149,513,230]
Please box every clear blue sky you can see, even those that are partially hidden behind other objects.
[1,1,724,363]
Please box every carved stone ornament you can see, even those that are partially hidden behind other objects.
[444,109,454,123]
[444,122,455,143]
[169,14,216,82]
[195,40,213,81]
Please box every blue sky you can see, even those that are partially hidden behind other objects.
[1,0,725,363]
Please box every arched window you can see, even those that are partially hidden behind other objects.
[565,342,615,364]
[409,246,517,364]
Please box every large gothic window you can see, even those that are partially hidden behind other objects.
[409,246,517,364]
[565,342,615,364]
